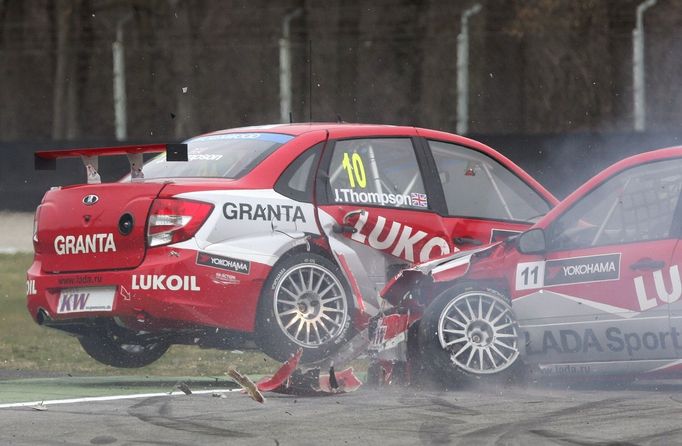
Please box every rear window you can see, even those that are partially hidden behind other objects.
[141,133,294,179]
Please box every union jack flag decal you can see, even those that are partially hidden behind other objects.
[410,192,428,208]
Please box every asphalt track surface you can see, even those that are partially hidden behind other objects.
[3,378,682,445]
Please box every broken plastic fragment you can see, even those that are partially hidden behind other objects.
[257,348,303,392]
[228,367,264,403]
[318,368,362,393]
[175,382,192,395]
[30,402,47,411]
[256,349,362,396]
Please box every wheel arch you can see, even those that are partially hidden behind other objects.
[270,239,338,268]
[430,278,512,305]
[255,240,343,307]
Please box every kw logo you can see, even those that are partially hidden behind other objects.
[59,292,90,313]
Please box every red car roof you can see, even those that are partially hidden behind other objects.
[201,122,417,137]
[193,123,558,206]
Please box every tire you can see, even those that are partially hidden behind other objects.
[418,285,521,386]
[256,253,353,363]
[78,327,170,368]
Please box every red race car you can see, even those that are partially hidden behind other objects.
[26,123,556,367]
[371,146,682,384]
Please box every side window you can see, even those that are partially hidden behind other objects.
[548,158,682,250]
[429,140,551,221]
[274,143,322,203]
[327,138,428,210]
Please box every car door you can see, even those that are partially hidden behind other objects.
[663,208,682,363]
[514,158,682,372]
[424,138,554,248]
[316,136,453,315]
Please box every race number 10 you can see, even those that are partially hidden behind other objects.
[515,261,545,290]
[342,153,367,188]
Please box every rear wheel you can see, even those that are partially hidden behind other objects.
[256,253,353,363]
[78,327,170,368]
[419,285,521,386]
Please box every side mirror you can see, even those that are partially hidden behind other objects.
[518,228,546,255]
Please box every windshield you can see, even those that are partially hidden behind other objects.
[548,158,682,250]
[141,132,294,179]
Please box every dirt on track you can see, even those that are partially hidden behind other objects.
[0,212,33,253]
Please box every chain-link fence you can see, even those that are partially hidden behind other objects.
[1,0,682,142]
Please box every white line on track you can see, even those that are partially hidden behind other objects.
[0,388,241,409]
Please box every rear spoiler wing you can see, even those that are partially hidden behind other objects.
[34,143,187,184]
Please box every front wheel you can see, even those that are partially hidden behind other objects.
[256,253,353,363]
[418,285,521,385]
[78,327,170,368]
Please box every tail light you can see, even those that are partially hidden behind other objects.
[147,198,214,247]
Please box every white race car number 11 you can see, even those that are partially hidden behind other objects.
[515,261,546,290]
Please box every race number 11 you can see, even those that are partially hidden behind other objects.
[342,153,367,188]
[515,261,545,290]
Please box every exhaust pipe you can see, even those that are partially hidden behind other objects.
[36,309,51,325]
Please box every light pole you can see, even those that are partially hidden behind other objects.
[633,0,657,132]
[280,9,303,123]
[456,3,482,135]
[113,13,132,141]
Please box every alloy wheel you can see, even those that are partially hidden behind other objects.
[437,290,519,375]
[273,263,349,348]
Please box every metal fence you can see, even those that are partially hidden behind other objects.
[2,1,682,142]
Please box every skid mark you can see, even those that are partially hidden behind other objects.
[128,397,253,439]
[530,428,639,446]
[456,398,628,445]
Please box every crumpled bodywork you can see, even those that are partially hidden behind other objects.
[369,147,682,384]
[380,242,503,306]
[256,349,362,396]
[367,242,508,385]
[340,209,456,264]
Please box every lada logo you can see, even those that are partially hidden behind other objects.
[83,194,99,206]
